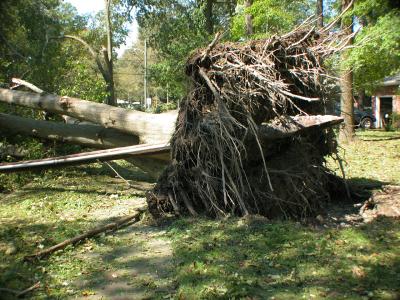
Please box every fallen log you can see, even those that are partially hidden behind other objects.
[0,143,170,173]
[0,115,342,174]
[0,88,178,144]
[0,112,139,149]
[24,208,146,261]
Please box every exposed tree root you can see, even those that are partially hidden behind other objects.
[147,25,350,219]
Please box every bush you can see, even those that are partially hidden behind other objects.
[153,102,177,113]
[384,112,400,131]
[391,112,400,130]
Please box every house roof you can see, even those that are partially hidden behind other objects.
[382,73,400,86]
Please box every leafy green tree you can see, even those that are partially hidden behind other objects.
[347,0,400,93]
[231,0,313,40]
[136,0,237,101]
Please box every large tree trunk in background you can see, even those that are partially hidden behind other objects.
[316,0,324,28]
[0,113,139,149]
[104,0,116,106]
[204,0,214,35]
[338,0,355,143]
[244,0,253,36]
[0,88,177,144]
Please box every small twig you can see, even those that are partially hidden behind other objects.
[0,282,40,298]
[24,209,146,261]
[103,161,133,187]
[335,152,351,200]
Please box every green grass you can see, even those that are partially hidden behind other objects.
[167,217,399,299]
[0,163,157,299]
[167,130,400,299]
[331,130,400,185]
[0,130,399,299]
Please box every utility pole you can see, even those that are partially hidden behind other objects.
[167,83,169,104]
[144,39,147,108]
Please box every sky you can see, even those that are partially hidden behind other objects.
[64,0,138,57]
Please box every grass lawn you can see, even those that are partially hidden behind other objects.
[0,130,399,299]
[168,130,400,299]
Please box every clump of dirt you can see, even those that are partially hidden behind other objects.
[312,185,400,228]
[360,185,400,222]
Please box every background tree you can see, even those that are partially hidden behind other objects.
[316,0,324,28]
[338,0,355,143]
[231,0,313,40]
[347,0,400,95]
[136,0,237,101]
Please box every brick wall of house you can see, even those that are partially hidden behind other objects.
[393,95,400,113]
[373,85,398,96]
[371,84,400,127]
[372,84,400,114]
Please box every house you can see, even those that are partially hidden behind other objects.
[371,74,400,128]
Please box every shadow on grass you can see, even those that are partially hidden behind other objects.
[0,215,175,299]
[168,215,399,299]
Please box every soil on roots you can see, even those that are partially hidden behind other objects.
[147,28,348,219]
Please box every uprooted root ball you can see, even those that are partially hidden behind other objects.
[147,27,347,219]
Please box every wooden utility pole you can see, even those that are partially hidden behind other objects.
[144,39,148,108]
[339,0,355,143]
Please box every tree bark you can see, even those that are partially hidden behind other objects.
[204,0,214,35]
[338,0,355,143]
[0,143,170,174]
[104,0,116,106]
[0,113,139,149]
[316,0,324,28]
[244,0,253,36]
[0,88,177,144]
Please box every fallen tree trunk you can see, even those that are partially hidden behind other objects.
[0,115,342,174]
[0,88,177,144]
[0,113,139,149]
[0,143,170,173]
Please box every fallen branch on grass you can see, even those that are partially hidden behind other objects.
[24,208,146,261]
[0,281,40,298]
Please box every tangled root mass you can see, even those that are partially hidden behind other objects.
[147,27,347,219]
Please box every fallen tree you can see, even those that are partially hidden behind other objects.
[0,21,350,220]
[0,113,139,149]
[147,26,349,219]
[0,115,342,173]
[0,143,170,173]
[0,88,177,144]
